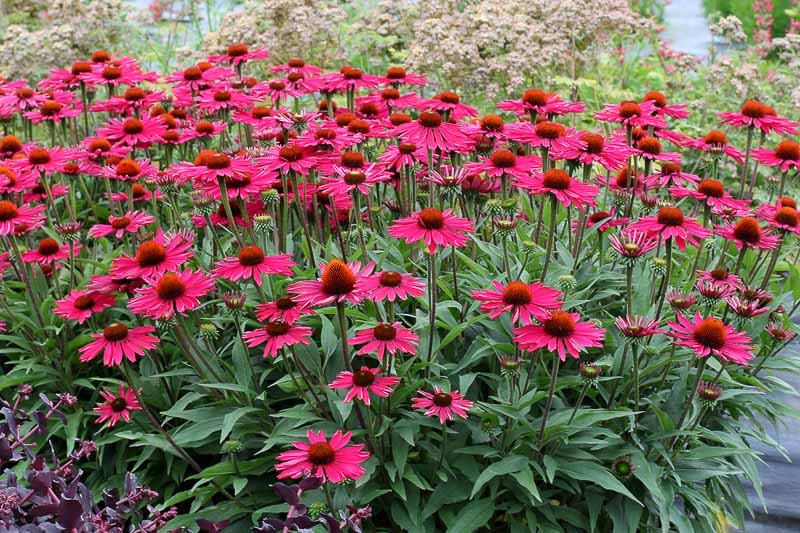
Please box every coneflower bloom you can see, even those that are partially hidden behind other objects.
[256,296,314,325]
[643,162,700,188]
[641,91,689,119]
[0,86,47,111]
[213,248,295,286]
[411,387,473,424]
[718,100,799,135]
[22,238,79,265]
[577,208,629,233]
[726,296,770,319]
[348,322,419,360]
[388,208,474,253]
[627,207,711,251]
[10,146,72,176]
[275,430,369,483]
[516,169,599,210]
[551,131,631,171]
[506,120,580,152]
[101,158,159,183]
[752,139,800,172]
[595,100,666,129]
[615,316,664,340]
[427,91,478,120]
[768,322,796,342]
[242,320,312,358]
[79,323,160,366]
[54,289,116,324]
[89,211,154,239]
[319,66,381,93]
[687,130,744,163]
[757,204,800,235]
[361,271,425,302]
[716,217,780,250]
[195,86,253,113]
[378,142,427,171]
[181,120,227,142]
[128,270,215,319]
[319,164,390,197]
[669,179,742,211]
[497,89,584,117]
[471,281,562,325]
[94,385,142,428]
[461,114,508,142]
[394,111,468,151]
[512,310,606,361]
[23,99,82,124]
[273,58,322,76]
[208,44,270,65]
[667,289,697,311]
[288,259,374,307]
[695,280,736,301]
[329,366,400,405]
[0,200,46,235]
[667,312,755,365]
[634,136,681,163]
[464,149,540,180]
[111,229,194,279]
[380,66,426,86]
[96,116,167,148]
[257,144,317,176]
[696,268,744,291]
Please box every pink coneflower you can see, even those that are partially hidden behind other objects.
[378,142,427,171]
[627,207,711,251]
[171,151,255,185]
[288,259,374,307]
[257,144,317,176]
[578,208,629,233]
[471,280,562,325]
[757,204,800,235]
[89,211,154,239]
[427,91,477,120]
[319,164,390,197]
[181,120,227,142]
[464,149,540,180]
[667,289,697,311]
[669,179,742,211]
[380,66,426,86]
[213,248,295,286]
[23,99,82,124]
[273,58,322,76]
[348,322,419,360]
[361,271,425,302]
[642,91,689,119]
[695,280,736,301]
[0,201,46,235]
[54,289,116,324]
[687,130,745,164]
[718,100,799,135]
[209,44,270,65]
[388,208,474,253]
[96,116,167,148]
[551,132,631,171]
[128,269,215,319]
[242,320,312,358]
[94,385,142,428]
[22,238,79,265]
[87,275,145,295]
[716,217,780,250]
[296,125,356,152]
[768,322,796,342]
[196,86,252,114]
[667,312,755,365]
[615,316,664,340]
[411,387,473,424]
[394,111,468,151]
[275,430,369,483]
[256,296,314,324]
[90,88,165,115]
[0,86,47,111]
[506,120,579,152]
[197,171,275,201]
[634,136,681,163]
[516,169,599,210]
[512,310,606,361]
[752,140,800,172]
[251,79,301,104]
[726,296,770,319]
[10,146,72,176]
[329,366,400,405]
[79,323,160,366]
[111,229,194,279]
[497,89,584,117]
[461,114,508,142]
[100,157,158,183]
[643,162,700,188]
[80,136,130,163]
[595,100,666,129]
[696,268,744,291]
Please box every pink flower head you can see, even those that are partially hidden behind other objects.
[54,289,116,324]
[330,366,400,405]
[348,322,419,360]
[506,120,582,153]
[696,268,744,291]
[516,169,599,210]
[550,131,631,171]
[644,162,700,188]
[669,178,743,211]
[578,208,629,233]
[426,91,477,120]
[634,136,681,163]
[288,259,374,307]
[275,430,369,483]
[512,310,606,361]
[273,58,322,76]
[319,163,390,197]
[614,315,664,339]
[96,116,168,148]
[213,248,295,286]
[111,229,195,279]
[411,387,473,424]
[389,208,474,254]
[595,100,667,129]
[642,91,689,119]
[319,66,381,93]
[94,385,142,427]
[464,149,541,180]
[472,280,563,325]
[497,89,584,118]
[627,207,711,251]
[10,146,72,176]
[256,296,314,325]
[394,111,468,151]
[726,296,770,319]
[380,66,427,86]
[79,323,160,366]
[687,130,745,163]
[361,271,425,302]
[0,201,45,235]
[718,100,799,135]
[757,203,800,235]
[257,144,317,176]
[89,211,154,239]
[667,312,755,365]
[128,269,215,319]
[23,99,82,124]
[242,320,312,358]
[195,85,253,114]
[752,140,800,172]
[22,238,79,265]
[208,44,270,65]
[716,217,780,250]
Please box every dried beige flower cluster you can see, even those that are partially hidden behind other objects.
[0,0,129,80]
[399,0,656,99]
[201,0,348,68]
[709,15,748,45]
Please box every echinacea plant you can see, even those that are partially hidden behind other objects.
[1,41,800,533]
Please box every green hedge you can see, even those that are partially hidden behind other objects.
[704,0,795,38]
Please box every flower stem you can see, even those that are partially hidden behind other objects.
[537,355,561,448]
[335,301,352,371]
[540,194,558,283]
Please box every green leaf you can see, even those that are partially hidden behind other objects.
[446,498,494,532]
[511,465,541,503]
[220,407,260,443]
[469,455,528,499]
[559,461,641,505]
